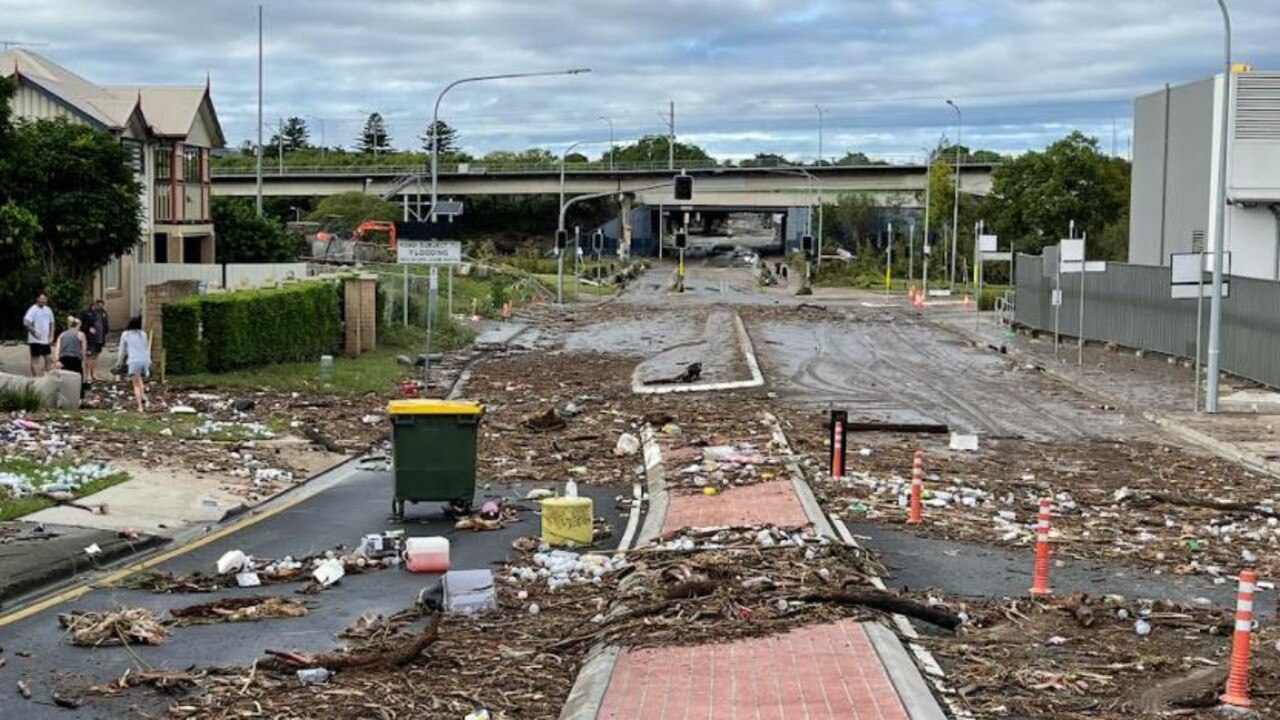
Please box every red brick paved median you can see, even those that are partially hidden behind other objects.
[597,619,909,719]
[662,480,809,533]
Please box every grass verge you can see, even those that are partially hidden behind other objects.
[0,459,130,521]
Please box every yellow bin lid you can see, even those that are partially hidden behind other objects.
[387,399,484,416]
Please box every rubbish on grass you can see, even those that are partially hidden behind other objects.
[949,433,979,451]
[169,406,198,414]
[443,570,497,616]
[59,608,168,647]
[405,537,451,573]
[216,550,249,574]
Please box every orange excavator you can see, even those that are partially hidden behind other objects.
[352,220,398,249]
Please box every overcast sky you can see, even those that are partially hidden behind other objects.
[4,0,1278,161]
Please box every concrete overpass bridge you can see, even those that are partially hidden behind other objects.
[210,161,996,216]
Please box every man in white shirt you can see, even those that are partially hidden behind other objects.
[23,291,55,377]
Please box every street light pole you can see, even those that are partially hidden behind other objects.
[277,117,284,174]
[306,115,326,160]
[946,99,962,291]
[922,147,932,295]
[254,4,263,216]
[428,69,591,221]
[599,116,614,171]
[815,104,825,166]
[1206,0,1232,413]
[815,104,826,268]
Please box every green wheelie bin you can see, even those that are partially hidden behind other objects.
[387,399,485,518]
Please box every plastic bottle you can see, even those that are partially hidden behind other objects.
[564,479,578,498]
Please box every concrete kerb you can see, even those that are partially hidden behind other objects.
[630,311,765,395]
[762,412,835,540]
[558,425,659,720]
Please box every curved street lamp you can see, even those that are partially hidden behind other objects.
[428,68,591,221]
[1205,0,1232,412]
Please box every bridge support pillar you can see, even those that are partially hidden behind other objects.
[619,193,633,260]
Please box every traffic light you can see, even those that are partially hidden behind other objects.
[675,229,688,249]
[673,173,693,201]
[592,231,604,251]
[555,228,568,250]
[801,233,814,256]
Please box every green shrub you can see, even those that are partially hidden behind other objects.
[161,300,204,375]
[0,385,42,412]
[164,281,342,375]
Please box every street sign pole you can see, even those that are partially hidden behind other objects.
[425,266,439,384]
[885,222,893,298]
[402,264,409,327]
[908,222,915,289]
[1078,232,1087,367]
[557,247,564,305]
[1196,250,1205,413]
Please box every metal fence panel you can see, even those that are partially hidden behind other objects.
[225,263,311,288]
[1015,254,1280,389]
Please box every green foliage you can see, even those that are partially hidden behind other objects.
[739,153,789,167]
[163,282,341,375]
[0,200,37,269]
[212,197,298,263]
[279,117,311,151]
[161,301,204,375]
[602,134,713,166]
[4,118,143,281]
[980,131,1129,258]
[0,385,42,412]
[307,192,398,231]
[357,112,392,154]
[421,120,459,154]
[821,194,880,250]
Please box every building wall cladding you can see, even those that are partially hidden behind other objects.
[1015,253,1280,390]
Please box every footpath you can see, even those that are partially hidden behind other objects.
[932,309,1280,480]
[564,414,946,720]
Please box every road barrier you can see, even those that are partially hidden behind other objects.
[1030,498,1053,596]
[907,450,924,525]
[1221,569,1257,708]
[829,410,847,480]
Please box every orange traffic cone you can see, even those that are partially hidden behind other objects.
[1029,498,1053,596]
[906,450,924,524]
[1221,570,1258,708]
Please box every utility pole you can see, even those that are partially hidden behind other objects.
[670,101,677,171]
[254,4,263,216]
[922,149,932,293]
[946,100,962,291]
[277,117,284,174]
[815,104,825,166]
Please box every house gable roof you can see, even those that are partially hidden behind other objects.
[105,85,226,147]
[0,47,137,130]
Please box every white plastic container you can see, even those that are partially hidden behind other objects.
[405,536,451,573]
[443,569,497,615]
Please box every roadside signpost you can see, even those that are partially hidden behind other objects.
[1171,251,1231,412]
[974,230,1012,329]
[397,240,463,383]
[1058,233,1106,367]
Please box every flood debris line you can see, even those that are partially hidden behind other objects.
[818,437,1280,579]
[168,596,309,625]
[59,607,168,647]
[121,543,400,593]
[923,592,1280,718]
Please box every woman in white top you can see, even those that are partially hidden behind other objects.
[117,316,151,412]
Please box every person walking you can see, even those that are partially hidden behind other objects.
[80,299,109,385]
[780,263,790,288]
[117,317,151,413]
[23,291,55,377]
[53,317,88,398]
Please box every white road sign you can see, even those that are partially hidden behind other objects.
[1060,260,1107,274]
[1171,251,1231,284]
[1060,239,1085,263]
[978,234,999,253]
[398,241,462,265]
[981,251,1013,262]
[1172,284,1230,299]
[1051,289,1062,307]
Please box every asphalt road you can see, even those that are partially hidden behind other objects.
[0,463,625,719]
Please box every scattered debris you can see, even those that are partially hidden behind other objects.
[169,596,308,625]
[59,608,168,647]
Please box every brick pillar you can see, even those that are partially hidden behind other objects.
[343,275,377,357]
[144,280,200,365]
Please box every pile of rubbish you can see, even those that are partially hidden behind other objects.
[824,438,1280,579]
[923,592,1280,718]
[670,442,782,493]
[0,460,120,500]
[59,607,168,647]
[122,541,403,594]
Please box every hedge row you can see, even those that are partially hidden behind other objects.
[163,282,341,374]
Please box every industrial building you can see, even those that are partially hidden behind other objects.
[1129,69,1280,279]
